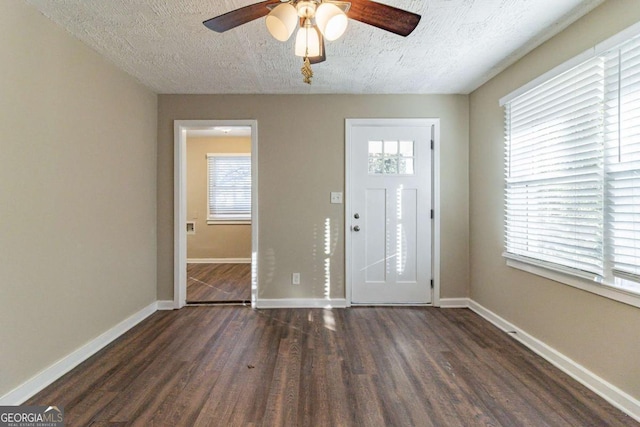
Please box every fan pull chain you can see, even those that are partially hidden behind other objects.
[301,56,313,84]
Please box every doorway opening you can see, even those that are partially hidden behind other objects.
[174,120,258,309]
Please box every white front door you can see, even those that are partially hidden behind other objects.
[347,119,434,304]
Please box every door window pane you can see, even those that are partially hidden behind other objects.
[368,140,415,175]
[399,141,414,157]
[384,140,398,155]
[368,140,383,155]
[383,157,399,174]
[399,158,414,175]
[368,157,383,174]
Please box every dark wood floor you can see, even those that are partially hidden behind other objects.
[26,307,638,426]
[187,263,250,303]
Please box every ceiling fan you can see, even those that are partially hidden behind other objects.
[203,0,421,84]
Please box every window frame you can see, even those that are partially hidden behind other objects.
[501,23,640,309]
[206,153,252,225]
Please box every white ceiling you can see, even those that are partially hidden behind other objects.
[24,0,605,94]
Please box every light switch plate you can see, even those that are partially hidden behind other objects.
[330,192,343,204]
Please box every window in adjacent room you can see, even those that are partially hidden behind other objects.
[207,153,251,223]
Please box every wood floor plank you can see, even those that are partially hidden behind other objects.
[414,311,552,425]
[26,307,639,427]
[159,308,243,426]
[64,391,118,427]
[233,312,284,425]
[426,310,573,425]
[190,317,253,425]
[436,309,605,425]
[187,263,250,302]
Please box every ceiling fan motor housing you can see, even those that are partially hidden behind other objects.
[296,1,317,18]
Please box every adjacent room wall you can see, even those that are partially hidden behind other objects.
[470,0,640,401]
[187,136,251,260]
[158,95,469,301]
[0,1,157,398]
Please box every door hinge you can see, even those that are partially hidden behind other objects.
[430,139,434,150]
[430,209,434,219]
[430,279,434,289]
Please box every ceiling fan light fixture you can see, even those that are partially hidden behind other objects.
[265,3,298,42]
[294,20,321,58]
[296,1,317,19]
[315,3,348,41]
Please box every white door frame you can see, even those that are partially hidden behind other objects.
[345,118,441,306]
[174,120,259,309]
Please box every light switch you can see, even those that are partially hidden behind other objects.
[330,192,343,204]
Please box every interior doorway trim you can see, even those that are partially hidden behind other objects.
[344,118,441,307]
[174,120,259,309]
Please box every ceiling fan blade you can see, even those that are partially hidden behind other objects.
[203,0,281,33]
[347,0,421,37]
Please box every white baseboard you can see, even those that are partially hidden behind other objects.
[438,298,470,308]
[0,301,159,405]
[157,300,176,310]
[187,258,251,264]
[256,298,348,309]
[468,300,640,423]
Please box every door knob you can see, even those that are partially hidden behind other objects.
[353,225,361,232]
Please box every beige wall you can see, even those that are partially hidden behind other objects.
[0,1,157,398]
[187,136,251,259]
[470,0,640,400]
[158,95,469,301]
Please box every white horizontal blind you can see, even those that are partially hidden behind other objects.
[604,36,640,284]
[207,154,251,220]
[504,58,605,277]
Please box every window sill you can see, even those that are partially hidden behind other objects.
[504,255,640,309]
[207,219,251,225]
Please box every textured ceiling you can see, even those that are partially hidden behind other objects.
[24,0,605,94]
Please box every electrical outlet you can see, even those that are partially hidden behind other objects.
[292,273,300,285]
[186,222,195,234]
[330,192,343,204]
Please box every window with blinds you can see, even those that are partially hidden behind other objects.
[604,37,640,291]
[504,33,640,296]
[207,154,251,222]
